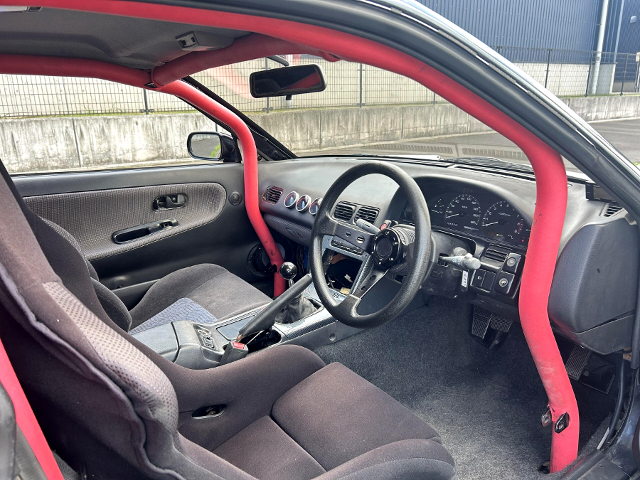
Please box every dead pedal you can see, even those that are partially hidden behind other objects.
[565,345,592,381]
[470,307,513,349]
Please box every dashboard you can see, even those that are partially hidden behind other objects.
[258,156,638,356]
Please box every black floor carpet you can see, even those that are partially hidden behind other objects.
[314,297,613,480]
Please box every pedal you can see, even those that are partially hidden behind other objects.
[565,345,591,381]
[471,307,491,339]
[470,307,513,349]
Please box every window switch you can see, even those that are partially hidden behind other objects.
[471,269,496,291]
[481,271,496,291]
[472,269,487,288]
[495,272,516,295]
[503,253,523,274]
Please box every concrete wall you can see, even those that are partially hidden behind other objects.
[564,94,640,121]
[250,103,492,152]
[0,113,218,173]
[1,94,639,173]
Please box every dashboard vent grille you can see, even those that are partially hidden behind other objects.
[603,202,623,217]
[483,246,510,263]
[334,202,356,221]
[354,205,379,224]
[263,186,283,204]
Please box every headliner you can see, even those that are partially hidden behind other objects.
[0,7,250,69]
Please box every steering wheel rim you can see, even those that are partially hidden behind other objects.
[310,161,431,328]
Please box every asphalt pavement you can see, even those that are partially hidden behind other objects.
[320,118,640,172]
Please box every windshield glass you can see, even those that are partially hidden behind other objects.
[201,55,637,174]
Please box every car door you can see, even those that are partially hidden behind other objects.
[3,72,276,309]
[12,162,269,307]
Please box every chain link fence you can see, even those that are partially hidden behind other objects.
[0,48,638,119]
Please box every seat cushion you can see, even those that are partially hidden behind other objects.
[315,439,456,480]
[129,263,271,331]
[214,416,325,480]
[272,362,447,471]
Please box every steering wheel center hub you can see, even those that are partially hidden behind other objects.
[373,228,403,268]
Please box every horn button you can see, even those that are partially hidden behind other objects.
[373,228,403,268]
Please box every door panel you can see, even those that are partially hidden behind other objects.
[25,183,226,260]
[13,164,268,297]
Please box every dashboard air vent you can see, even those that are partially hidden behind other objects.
[603,202,623,217]
[483,245,510,263]
[263,186,283,204]
[334,202,356,221]
[354,205,380,224]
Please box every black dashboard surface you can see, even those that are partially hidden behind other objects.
[258,156,601,252]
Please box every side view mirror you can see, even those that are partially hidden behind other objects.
[250,64,326,98]
[187,132,238,162]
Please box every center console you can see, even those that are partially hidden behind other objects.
[132,281,361,369]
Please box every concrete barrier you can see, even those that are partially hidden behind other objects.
[1,94,639,173]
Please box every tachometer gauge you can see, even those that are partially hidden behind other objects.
[482,201,526,243]
[431,198,446,215]
[445,194,481,231]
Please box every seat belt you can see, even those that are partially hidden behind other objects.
[0,335,64,480]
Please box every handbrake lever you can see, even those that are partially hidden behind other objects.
[236,264,312,342]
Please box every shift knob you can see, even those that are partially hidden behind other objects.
[280,262,298,281]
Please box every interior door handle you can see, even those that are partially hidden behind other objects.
[153,194,187,210]
[112,219,179,244]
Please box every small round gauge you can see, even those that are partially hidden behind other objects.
[296,195,311,212]
[445,194,481,231]
[284,191,299,209]
[309,198,322,216]
[481,201,527,244]
[431,198,446,215]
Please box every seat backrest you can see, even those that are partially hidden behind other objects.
[0,164,253,480]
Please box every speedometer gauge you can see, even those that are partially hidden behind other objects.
[482,201,526,244]
[445,194,481,232]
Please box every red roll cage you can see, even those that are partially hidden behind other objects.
[0,0,576,474]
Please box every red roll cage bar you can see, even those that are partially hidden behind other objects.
[0,0,577,473]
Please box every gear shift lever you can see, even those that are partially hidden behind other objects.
[280,262,297,287]
[274,263,318,325]
[236,266,313,342]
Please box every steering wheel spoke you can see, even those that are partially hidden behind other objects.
[351,262,389,299]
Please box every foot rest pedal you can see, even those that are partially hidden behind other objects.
[565,345,592,381]
[471,307,513,349]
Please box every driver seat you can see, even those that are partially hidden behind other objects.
[0,168,455,479]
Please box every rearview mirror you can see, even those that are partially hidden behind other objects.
[250,64,326,98]
[187,132,238,162]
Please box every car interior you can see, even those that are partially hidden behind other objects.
[0,3,638,480]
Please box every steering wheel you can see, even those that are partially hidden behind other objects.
[310,161,431,328]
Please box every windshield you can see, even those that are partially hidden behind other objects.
[2,54,634,176]
[200,54,638,174]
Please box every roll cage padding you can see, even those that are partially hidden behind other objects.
[151,33,339,87]
[0,0,577,471]
[0,336,64,479]
[158,81,286,296]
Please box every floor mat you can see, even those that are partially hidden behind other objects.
[314,297,611,480]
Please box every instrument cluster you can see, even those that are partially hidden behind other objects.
[402,192,530,248]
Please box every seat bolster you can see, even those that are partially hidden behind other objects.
[175,345,326,451]
[315,439,455,480]
[91,278,131,331]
